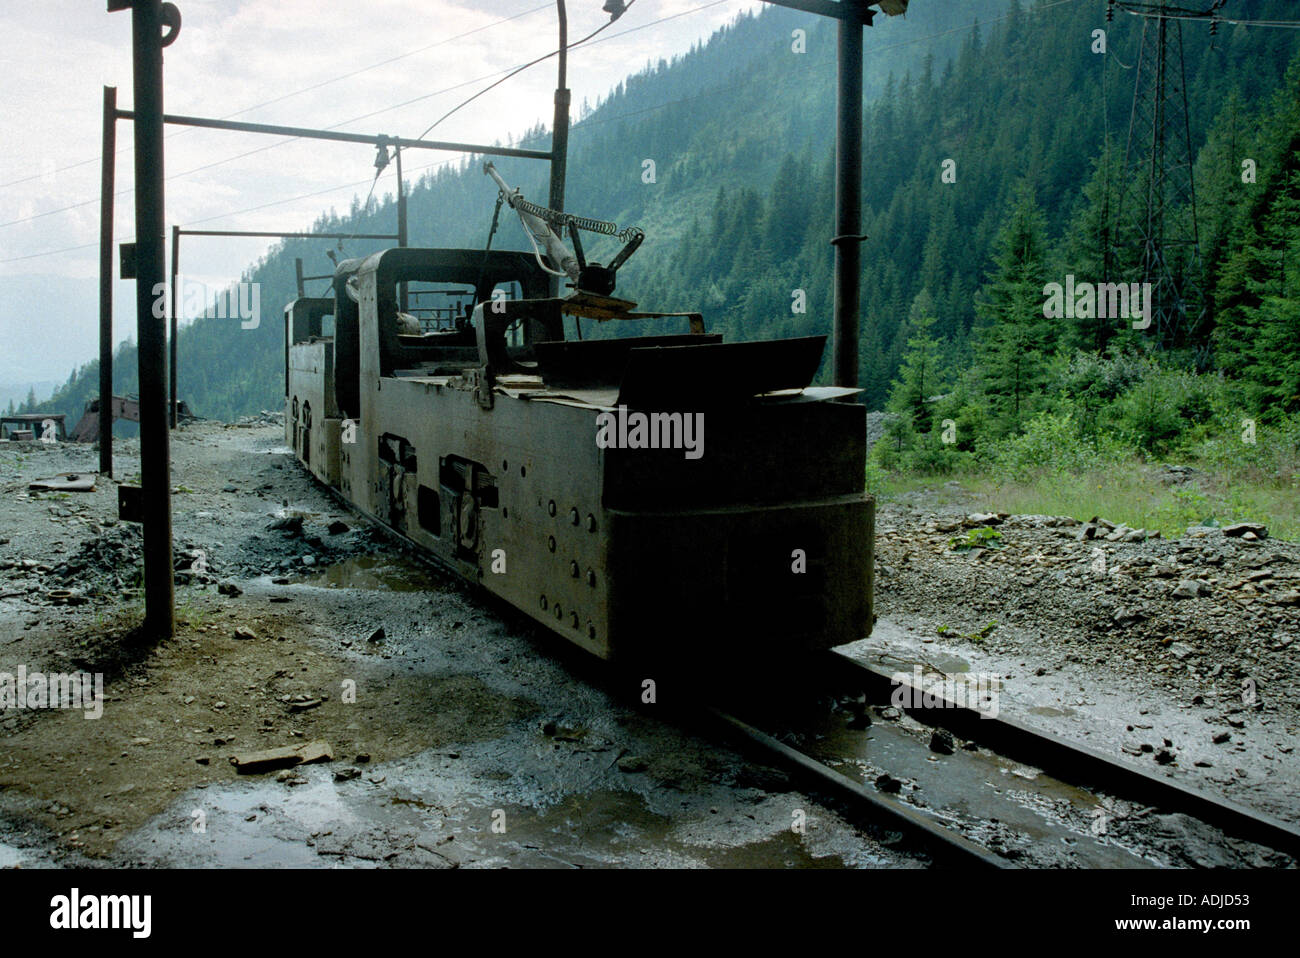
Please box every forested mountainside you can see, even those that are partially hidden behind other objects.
[23,0,1009,424]
[24,0,1300,461]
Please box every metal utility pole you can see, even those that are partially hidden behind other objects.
[760,1,910,389]
[395,143,405,311]
[98,85,116,476]
[549,0,570,217]
[395,146,407,250]
[169,224,179,427]
[1113,0,1207,356]
[110,0,178,639]
[832,3,865,389]
[548,1,572,299]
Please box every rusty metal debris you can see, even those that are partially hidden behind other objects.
[28,473,97,492]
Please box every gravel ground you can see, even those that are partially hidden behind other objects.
[863,491,1300,831]
[0,421,914,869]
[0,421,1293,868]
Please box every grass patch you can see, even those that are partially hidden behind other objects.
[927,463,1300,540]
[948,527,1005,551]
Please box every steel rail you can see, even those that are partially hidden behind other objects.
[703,706,1009,868]
[825,650,1300,860]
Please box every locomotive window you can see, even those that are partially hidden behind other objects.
[402,281,477,332]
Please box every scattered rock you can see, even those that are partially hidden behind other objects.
[1171,580,1209,599]
[230,740,333,774]
[268,515,304,535]
[334,766,362,782]
[617,755,649,773]
[928,729,956,755]
[875,773,904,793]
[1113,608,1147,627]
[233,626,256,641]
[1223,522,1267,539]
[218,581,242,597]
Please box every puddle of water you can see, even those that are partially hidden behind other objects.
[119,775,362,868]
[295,555,438,593]
[0,843,25,868]
[927,652,971,674]
[1029,706,1077,718]
[793,707,1149,867]
[119,732,884,869]
[698,829,846,869]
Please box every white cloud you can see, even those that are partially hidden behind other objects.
[0,0,761,381]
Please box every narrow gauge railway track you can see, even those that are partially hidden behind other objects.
[294,477,1295,867]
[301,500,1298,867]
[701,651,1300,868]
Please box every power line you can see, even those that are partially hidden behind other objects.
[0,239,101,265]
[414,0,644,141]
[0,0,1071,264]
[0,4,553,194]
[571,0,1087,131]
[0,61,552,231]
[0,0,741,236]
[0,151,471,265]
[217,4,554,127]
[1111,0,1300,28]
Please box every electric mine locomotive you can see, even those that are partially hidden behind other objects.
[285,165,874,664]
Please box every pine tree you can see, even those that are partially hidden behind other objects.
[973,181,1053,434]
[886,288,946,436]
[1059,145,1125,354]
[1213,55,1300,413]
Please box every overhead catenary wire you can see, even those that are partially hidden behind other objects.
[0,0,735,237]
[0,0,1097,265]
[1111,0,1300,29]
[0,151,468,265]
[413,0,642,142]
[0,4,554,194]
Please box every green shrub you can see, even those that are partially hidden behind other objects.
[985,410,1120,479]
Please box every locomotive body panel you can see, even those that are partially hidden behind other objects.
[283,242,874,665]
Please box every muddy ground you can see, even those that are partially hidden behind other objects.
[0,420,1295,868]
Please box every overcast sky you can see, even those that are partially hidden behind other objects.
[0,0,763,382]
